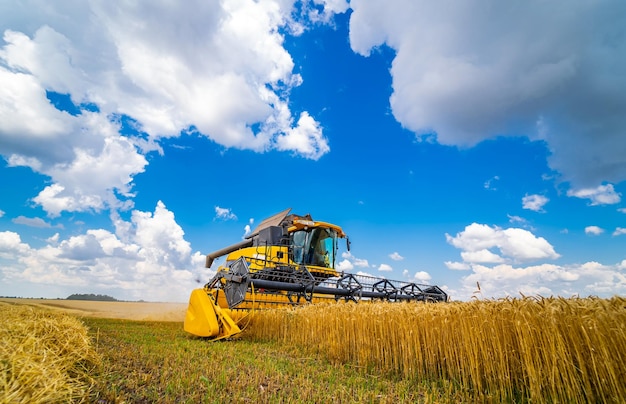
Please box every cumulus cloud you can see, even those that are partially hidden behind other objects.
[446,223,560,264]
[0,22,150,217]
[348,0,626,188]
[451,259,626,300]
[273,111,329,160]
[243,218,254,238]
[507,215,527,225]
[413,270,431,283]
[304,0,350,24]
[444,224,626,299]
[0,0,337,217]
[567,184,621,206]
[337,251,371,271]
[585,226,604,236]
[389,251,403,261]
[0,202,205,301]
[378,263,393,272]
[336,259,354,271]
[340,251,370,269]
[12,216,61,228]
[522,194,549,212]
[1,92,147,217]
[46,233,59,244]
[445,261,470,271]
[457,263,576,299]
[484,176,499,191]
[215,206,237,221]
[0,231,31,258]
[461,249,505,264]
[613,228,626,237]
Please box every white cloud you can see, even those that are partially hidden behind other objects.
[445,261,470,271]
[354,257,370,267]
[460,249,505,264]
[507,215,527,225]
[466,264,575,297]
[378,263,392,272]
[0,202,205,301]
[484,176,499,191]
[273,111,329,160]
[0,231,31,258]
[214,206,237,221]
[337,251,371,271]
[243,218,254,238]
[0,25,150,217]
[131,201,193,268]
[4,109,148,217]
[618,208,626,214]
[585,226,604,236]
[448,258,626,301]
[567,184,621,206]
[46,233,59,244]
[522,194,549,212]
[0,0,338,217]
[446,223,560,264]
[389,251,403,261]
[0,210,4,218]
[347,1,626,188]
[340,251,370,268]
[413,271,431,283]
[12,216,61,229]
[613,228,626,237]
[306,0,350,24]
[336,259,354,271]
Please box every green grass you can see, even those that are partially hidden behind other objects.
[84,317,460,403]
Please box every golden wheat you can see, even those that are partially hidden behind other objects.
[245,296,626,402]
[0,302,100,403]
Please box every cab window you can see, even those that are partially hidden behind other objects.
[291,228,337,268]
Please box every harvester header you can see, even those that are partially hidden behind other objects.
[185,208,448,339]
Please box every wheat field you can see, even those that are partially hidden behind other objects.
[2,296,624,402]
[245,296,626,402]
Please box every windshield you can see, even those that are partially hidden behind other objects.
[291,228,337,268]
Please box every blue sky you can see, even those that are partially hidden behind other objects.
[1,1,625,302]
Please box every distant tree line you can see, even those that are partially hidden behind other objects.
[66,293,119,302]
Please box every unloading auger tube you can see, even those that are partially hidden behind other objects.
[184,208,448,339]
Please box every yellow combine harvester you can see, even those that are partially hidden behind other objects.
[184,208,448,339]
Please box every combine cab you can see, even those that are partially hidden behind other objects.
[184,209,448,339]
